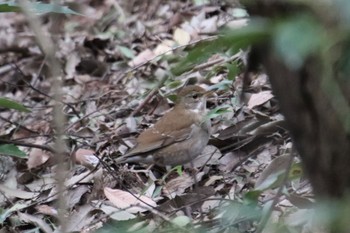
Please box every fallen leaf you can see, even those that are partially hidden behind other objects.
[199,16,218,33]
[35,205,58,217]
[0,184,38,199]
[247,91,274,109]
[171,215,191,227]
[104,187,157,213]
[99,204,136,220]
[163,172,204,198]
[128,49,156,67]
[65,171,94,187]
[27,147,50,169]
[189,145,221,168]
[65,204,95,232]
[18,212,53,233]
[74,148,99,169]
[255,154,292,190]
[173,28,191,45]
[153,39,175,55]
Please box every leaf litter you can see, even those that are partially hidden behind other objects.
[0,0,314,232]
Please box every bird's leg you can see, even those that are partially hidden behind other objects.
[190,161,204,217]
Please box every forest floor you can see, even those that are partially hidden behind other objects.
[0,1,315,232]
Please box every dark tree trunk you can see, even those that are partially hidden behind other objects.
[261,49,350,198]
[245,1,350,199]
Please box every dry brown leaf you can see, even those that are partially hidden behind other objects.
[74,148,99,169]
[26,153,46,172]
[163,172,204,198]
[189,145,221,168]
[25,176,55,192]
[255,148,272,165]
[218,151,246,172]
[18,212,53,233]
[226,18,249,29]
[65,52,80,77]
[35,205,58,217]
[199,16,218,33]
[66,185,90,209]
[25,138,51,170]
[189,11,205,30]
[204,175,223,186]
[173,28,191,45]
[74,74,93,84]
[201,196,221,212]
[63,85,83,103]
[104,187,157,213]
[128,49,156,67]
[286,193,314,209]
[255,154,292,189]
[27,147,50,169]
[99,204,136,221]
[65,204,95,232]
[0,184,38,199]
[65,170,94,187]
[247,91,274,109]
[153,39,175,55]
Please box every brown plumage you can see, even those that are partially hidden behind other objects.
[116,85,211,166]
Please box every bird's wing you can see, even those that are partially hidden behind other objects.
[121,107,200,159]
[122,125,194,157]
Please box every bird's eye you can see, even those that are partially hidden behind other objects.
[192,93,198,99]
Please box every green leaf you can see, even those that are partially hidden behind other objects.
[209,79,232,91]
[254,169,285,191]
[171,19,270,76]
[118,46,135,59]
[221,200,261,226]
[175,165,183,176]
[171,40,219,75]
[226,61,240,81]
[0,144,27,158]
[0,98,30,112]
[206,105,232,119]
[166,94,177,103]
[273,14,324,70]
[289,162,303,180]
[0,2,82,15]
[0,3,20,12]
[244,190,262,205]
[166,80,183,89]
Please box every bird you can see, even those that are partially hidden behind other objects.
[115,85,212,166]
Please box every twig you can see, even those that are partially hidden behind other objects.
[0,64,13,75]
[192,51,243,72]
[18,1,68,231]
[12,63,81,119]
[0,139,55,153]
[130,75,168,117]
[125,35,218,74]
[0,115,39,135]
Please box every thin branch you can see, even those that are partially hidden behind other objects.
[130,75,168,117]
[0,115,39,135]
[12,63,81,119]
[0,139,55,153]
[18,1,68,231]
[125,35,217,74]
